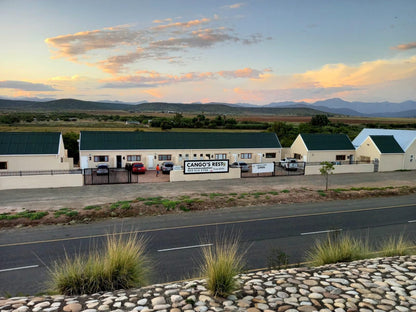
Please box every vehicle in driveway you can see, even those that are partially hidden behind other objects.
[161,161,174,174]
[96,164,109,175]
[230,161,249,172]
[280,158,298,171]
[132,162,146,174]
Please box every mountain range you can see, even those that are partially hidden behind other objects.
[0,97,415,117]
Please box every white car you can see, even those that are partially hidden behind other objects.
[281,158,298,171]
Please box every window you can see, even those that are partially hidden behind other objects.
[158,155,172,161]
[336,155,346,161]
[94,155,108,162]
[241,153,252,159]
[215,154,227,160]
[127,155,141,161]
[266,153,276,158]
[0,162,7,170]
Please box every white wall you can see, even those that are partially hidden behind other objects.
[0,174,83,190]
[304,163,374,175]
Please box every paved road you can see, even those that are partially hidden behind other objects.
[1,171,415,211]
[1,194,415,296]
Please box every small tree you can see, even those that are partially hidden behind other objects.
[311,114,330,127]
[320,161,334,191]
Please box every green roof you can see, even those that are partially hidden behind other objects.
[0,132,61,155]
[300,133,355,151]
[80,131,281,150]
[370,135,404,153]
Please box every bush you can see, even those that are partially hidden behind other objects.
[48,233,149,295]
[199,233,246,297]
[306,232,370,266]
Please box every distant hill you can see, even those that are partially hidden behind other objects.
[0,98,326,116]
[266,98,416,117]
[1,97,415,117]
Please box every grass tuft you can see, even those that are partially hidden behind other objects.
[0,211,48,220]
[48,233,149,295]
[306,232,370,266]
[54,208,78,218]
[378,234,414,257]
[199,233,246,297]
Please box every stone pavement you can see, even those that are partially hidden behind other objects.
[1,255,415,312]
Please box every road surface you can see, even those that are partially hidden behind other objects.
[1,193,415,296]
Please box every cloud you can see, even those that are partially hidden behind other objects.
[151,18,211,31]
[45,25,139,61]
[392,42,416,50]
[45,17,267,74]
[0,80,59,91]
[100,67,266,88]
[292,55,416,89]
[218,68,263,79]
[223,3,245,9]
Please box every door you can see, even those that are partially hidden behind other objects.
[116,155,122,168]
[80,156,89,169]
[147,155,154,169]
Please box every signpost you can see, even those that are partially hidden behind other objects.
[184,160,229,174]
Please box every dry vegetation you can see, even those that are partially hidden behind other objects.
[1,186,415,228]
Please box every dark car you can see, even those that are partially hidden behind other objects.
[132,162,146,174]
[96,164,109,175]
[230,161,249,172]
[161,161,174,174]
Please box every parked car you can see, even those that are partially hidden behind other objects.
[161,161,174,174]
[230,161,249,172]
[132,162,146,174]
[280,158,298,171]
[96,164,109,175]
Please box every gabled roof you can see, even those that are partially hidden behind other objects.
[80,131,282,150]
[300,133,355,151]
[352,128,416,151]
[0,132,61,155]
[369,135,404,154]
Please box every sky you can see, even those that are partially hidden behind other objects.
[0,0,415,105]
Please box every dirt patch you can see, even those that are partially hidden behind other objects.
[1,186,415,228]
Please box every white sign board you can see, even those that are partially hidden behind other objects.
[184,160,229,174]
[252,163,274,174]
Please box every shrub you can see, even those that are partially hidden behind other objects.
[54,208,78,218]
[199,233,246,297]
[378,234,414,257]
[306,232,370,266]
[48,233,149,295]
[267,248,289,270]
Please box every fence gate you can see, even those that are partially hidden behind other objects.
[83,168,139,185]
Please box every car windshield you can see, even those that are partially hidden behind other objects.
[98,165,107,169]
[134,164,143,167]
[165,163,173,167]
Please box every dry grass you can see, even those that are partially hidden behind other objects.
[199,233,246,297]
[48,233,149,295]
[378,234,414,257]
[306,232,371,266]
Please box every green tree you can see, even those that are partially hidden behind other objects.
[62,132,79,166]
[320,161,335,191]
[311,114,330,127]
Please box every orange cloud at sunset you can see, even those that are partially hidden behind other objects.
[293,56,416,89]
[143,89,163,98]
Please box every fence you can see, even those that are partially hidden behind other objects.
[0,169,82,176]
[83,168,139,185]
[241,161,306,178]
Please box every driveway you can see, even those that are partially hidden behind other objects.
[0,171,415,212]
